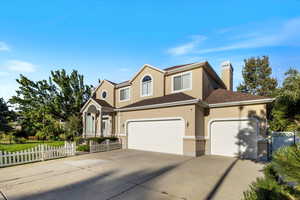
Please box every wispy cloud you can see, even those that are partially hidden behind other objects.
[0,41,10,51]
[167,35,207,56]
[168,17,300,55]
[6,60,37,73]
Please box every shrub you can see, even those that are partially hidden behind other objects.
[36,131,46,140]
[74,136,84,144]
[272,144,300,185]
[243,177,292,200]
[14,137,27,144]
[243,144,300,200]
[77,144,89,152]
[58,133,66,140]
[85,136,118,144]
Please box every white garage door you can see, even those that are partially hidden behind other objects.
[127,118,184,155]
[210,119,258,159]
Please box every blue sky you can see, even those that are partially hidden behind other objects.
[0,0,300,100]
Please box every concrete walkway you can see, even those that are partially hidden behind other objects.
[0,150,264,200]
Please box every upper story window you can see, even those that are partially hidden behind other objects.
[172,72,192,92]
[101,90,107,99]
[141,75,153,97]
[120,87,130,102]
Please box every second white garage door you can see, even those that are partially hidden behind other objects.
[127,118,184,155]
[210,119,258,159]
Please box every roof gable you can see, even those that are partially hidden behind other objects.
[129,64,165,83]
[92,79,115,95]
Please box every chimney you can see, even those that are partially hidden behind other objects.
[221,61,233,91]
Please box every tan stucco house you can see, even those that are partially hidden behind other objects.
[80,61,274,159]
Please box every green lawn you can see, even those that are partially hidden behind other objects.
[0,141,65,152]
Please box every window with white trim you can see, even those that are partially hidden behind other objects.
[120,87,130,101]
[173,72,191,92]
[141,75,152,96]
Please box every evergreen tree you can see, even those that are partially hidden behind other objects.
[0,98,16,132]
[237,56,278,97]
[270,68,300,131]
[10,69,91,137]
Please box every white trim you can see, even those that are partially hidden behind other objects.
[171,71,192,93]
[80,98,102,113]
[119,86,131,102]
[166,62,204,75]
[119,117,186,137]
[207,117,259,139]
[182,135,206,140]
[208,117,259,158]
[115,98,200,112]
[91,80,115,95]
[124,117,185,137]
[101,89,108,100]
[130,64,165,83]
[125,117,185,155]
[209,98,275,108]
[140,74,153,97]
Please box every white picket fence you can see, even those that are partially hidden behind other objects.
[90,140,122,153]
[0,142,76,167]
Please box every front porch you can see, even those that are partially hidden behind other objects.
[81,98,115,138]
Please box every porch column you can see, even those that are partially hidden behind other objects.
[98,108,103,137]
[82,112,87,138]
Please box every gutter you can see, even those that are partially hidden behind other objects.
[208,98,275,108]
[114,99,203,112]
[113,97,274,112]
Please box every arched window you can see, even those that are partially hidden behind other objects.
[141,75,152,96]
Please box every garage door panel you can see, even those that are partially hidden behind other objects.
[128,119,184,155]
[211,120,257,159]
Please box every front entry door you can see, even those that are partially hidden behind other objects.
[102,119,110,137]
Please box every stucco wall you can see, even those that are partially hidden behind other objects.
[203,104,268,157]
[116,105,195,135]
[204,104,267,137]
[165,67,203,99]
[115,105,205,156]
[115,66,165,108]
[95,80,115,107]
[202,70,221,100]
[115,86,133,108]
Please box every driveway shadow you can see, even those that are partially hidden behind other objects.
[14,164,178,200]
[204,158,239,200]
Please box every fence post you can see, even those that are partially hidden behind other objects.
[106,139,110,151]
[89,140,92,153]
[41,144,45,161]
[0,151,2,167]
[73,142,76,156]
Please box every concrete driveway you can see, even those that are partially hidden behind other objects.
[0,150,264,200]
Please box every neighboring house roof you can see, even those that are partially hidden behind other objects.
[120,93,196,109]
[204,89,270,104]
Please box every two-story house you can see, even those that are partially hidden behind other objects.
[80,61,274,159]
